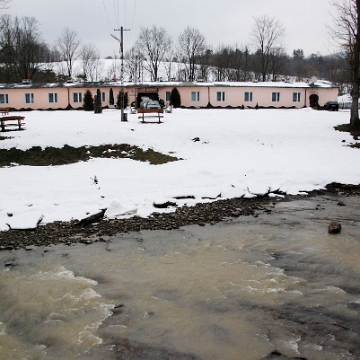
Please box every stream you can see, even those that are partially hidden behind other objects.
[1,195,360,359]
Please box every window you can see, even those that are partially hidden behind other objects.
[217,91,225,101]
[73,92,82,103]
[25,93,34,104]
[48,93,58,103]
[272,92,280,102]
[101,92,106,102]
[165,91,171,102]
[293,92,301,102]
[191,91,200,102]
[244,92,253,102]
[0,94,8,104]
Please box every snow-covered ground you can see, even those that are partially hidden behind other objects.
[0,108,359,230]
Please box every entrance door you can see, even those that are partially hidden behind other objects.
[309,94,319,108]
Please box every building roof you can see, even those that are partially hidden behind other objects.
[0,79,337,90]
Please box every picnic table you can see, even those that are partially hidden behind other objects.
[0,107,10,115]
[138,108,164,123]
[0,116,25,131]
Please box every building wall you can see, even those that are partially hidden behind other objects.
[158,85,338,109]
[0,83,338,110]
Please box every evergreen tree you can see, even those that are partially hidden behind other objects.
[94,88,102,113]
[116,91,128,109]
[170,87,181,108]
[83,89,94,111]
[109,88,114,105]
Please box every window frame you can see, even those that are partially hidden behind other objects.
[73,92,82,103]
[272,92,280,102]
[0,94,9,104]
[293,92,301,102]
[165,91,171,102]
[191,91,200,102]
[48,92,58,103]
[25,93,34,104]
[244,92,253,102]
[217,91,225,102]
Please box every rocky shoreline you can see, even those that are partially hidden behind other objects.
[1,182,359,251]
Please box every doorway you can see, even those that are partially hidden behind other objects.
[309,94,319,108]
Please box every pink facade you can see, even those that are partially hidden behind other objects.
[0,82,338,110]
[158,84,338,109]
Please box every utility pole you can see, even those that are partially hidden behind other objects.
[111,26,130,121]
[134,54,138,110]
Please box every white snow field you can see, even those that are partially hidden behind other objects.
[0,107,359,230]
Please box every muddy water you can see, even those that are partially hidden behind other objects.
[1,195,360,360]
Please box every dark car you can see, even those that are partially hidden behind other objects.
[324,101,339,111]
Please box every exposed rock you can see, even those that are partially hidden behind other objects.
[262,350,307,359]
[76,209,106,227]
[0,186,357,251]
[328,221,341,234]
[0,196,266,250]
[80,239,93,245]
[153,201,177,209]
[4,260,16,267]
[231,211,241,217]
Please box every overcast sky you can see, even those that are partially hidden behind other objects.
[5,0,337,58]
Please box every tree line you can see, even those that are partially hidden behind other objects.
[0,15,102,83]
[0,12,349,93]
[126,20,347,90]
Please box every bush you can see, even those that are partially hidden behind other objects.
[117,91,128,109]
[83,90,94,111]
[170,87,181,108]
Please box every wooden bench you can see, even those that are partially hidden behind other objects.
[0,107,10,115]
[0,116,25,131]
[138,108,164,123]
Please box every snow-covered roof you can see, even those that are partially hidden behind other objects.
[0,79,338,90]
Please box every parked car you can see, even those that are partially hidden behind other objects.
[140,99,161,109]
[324,101,339,111]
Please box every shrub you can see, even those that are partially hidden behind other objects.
[117,91,129,109]
[83,90,94,111]
[170,87,181,108]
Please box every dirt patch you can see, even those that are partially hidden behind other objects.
[0,135,12,141]
[0,144,180,167]
[334,123,360,142]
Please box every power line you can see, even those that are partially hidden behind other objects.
[102,0,113,31]
[124,0,127,28]
[131,0,137,30]
[112,0,119,27]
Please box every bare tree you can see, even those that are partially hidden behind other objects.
[0,15,46,81]
[57,27,80,78]
[0,0,11,9]
[177,27,206,81]
[250,15,285,82]
[269,47,287,81]
[79,44,102,81]
[125,46,144,82]
[198,48,212,81]
[212,44,233,81]
[136,26,171,81]
[330,0,360,127]
[163,49,175,81]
